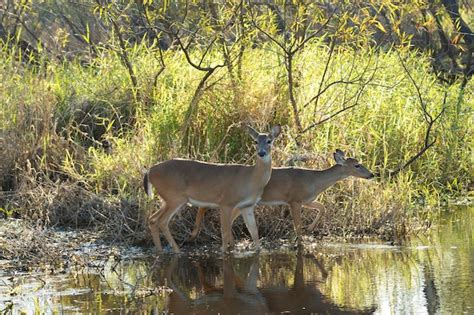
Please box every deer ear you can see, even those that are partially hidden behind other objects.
[270,124,281,139]
[334,149,346,165]
[246,125,259,140]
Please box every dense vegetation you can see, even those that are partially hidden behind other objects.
[0,1,472,250]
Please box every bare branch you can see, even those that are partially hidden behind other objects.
[311,39,335,114]
[385,140,437,178]
[248,4,288,54]
[198,37,218,68]
[286,52,303,133]
[181,67,217,146]
[397,51,432,123]
[382,77,448,178]
[93,0,139,100]
[152,46,166,89]
[300,55,378,135]
[111,19,140,100]
[301,104,358,134]
[291,9,336,54]
[173,30,225,72]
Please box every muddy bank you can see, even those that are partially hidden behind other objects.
[0,194,426,272]
[0,215,411,274]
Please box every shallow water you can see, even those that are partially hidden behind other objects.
[1,206,472,314]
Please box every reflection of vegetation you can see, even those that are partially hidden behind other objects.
[318,206,473,314]
[2,207,472,313]
[415,206,474,314]
[319,248,421,311]
[0,259,166,313]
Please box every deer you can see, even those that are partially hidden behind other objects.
[186,149,374,244]
[143,125,281,253]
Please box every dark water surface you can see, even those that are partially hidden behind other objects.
[1,206,472,314]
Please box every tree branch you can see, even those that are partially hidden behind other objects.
[172,29,225,72]
[110,18,140,100]
[382,58,449,178]
[249,4,289,54]
[312,39,335,115]
[397,51,432,123]
[291,9,335,54]
[301,104,358,134]
[385,140,437,178]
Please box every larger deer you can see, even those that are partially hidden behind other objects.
[143,125,281,253]
[187,149,374,244]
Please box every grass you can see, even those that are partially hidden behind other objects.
[0,40,472,257]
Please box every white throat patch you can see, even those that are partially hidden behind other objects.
[259,154,271,163]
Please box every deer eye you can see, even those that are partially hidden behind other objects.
[267,139,272,144]
[255,141,258,144]
[355,164,361,168]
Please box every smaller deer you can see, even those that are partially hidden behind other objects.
[187,149,374,243]
[143,125,281,253]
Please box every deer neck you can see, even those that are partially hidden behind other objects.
[312,164,348,194]
[251,154,272,189]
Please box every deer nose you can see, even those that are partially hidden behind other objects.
[368,173,375,179]
[258,151,266,157]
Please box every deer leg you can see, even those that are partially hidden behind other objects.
[220,207,233,252]
[195,261,219,294]
[158,201,185,253]
[244,255,260,294]
[305,201,325,231]
[187,207,238,244]
[231,207,241,224]
[294,250,304,289]
[303,201,324,210]
[222,256,238,298]
[186,207,207,243]
[148,203,167,251]
[289,202,303,245]
[240,205,260,250]
[219,207,240,247]
[221,207,241,248]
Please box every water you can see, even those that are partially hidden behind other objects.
[0,206,472,314]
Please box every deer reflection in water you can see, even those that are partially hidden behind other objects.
[161,255,268,314]
[157,252,375,314]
